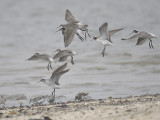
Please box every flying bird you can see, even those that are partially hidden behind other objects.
[121,30,157,49]
[65,9,90,39]
[27,53,54,70]
[38,63,70,100]
[53,49,76,65]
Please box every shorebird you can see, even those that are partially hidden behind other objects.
[46,95,55,104]
[57,9,91,47]
[27,53,54,70]
[29,95,47,105]
[16,94,27,106]
[93,22,123,57]
[65,9,90,39]
[38,63,70,100]
[121,30,157,49]
[57,23,84,47]
[53,49,76,65]
[0,96,6,108]
[75,92,89,101]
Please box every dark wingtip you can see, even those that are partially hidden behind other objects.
[121,38,126,40]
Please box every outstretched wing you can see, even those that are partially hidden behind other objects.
[121,33,140,40]
[136,37,147,45]
[62,25,77,47]
[99,22,108,37]
[65,9,78,23]
[50,63,67,79]
[121,31,148,40]
[54,69,70,85]
[108,28,124,36]
[59,56,68,62]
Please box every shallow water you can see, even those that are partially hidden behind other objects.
[0,0,160,107]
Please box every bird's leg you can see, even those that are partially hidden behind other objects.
[71,56,74,65]
[52,89,55,95]
[78,34,84,41]
[76,33,84,41]
[49,62,52,69]
[47,63,50,70]
[85,31,87,39]
[149,39,154,49]
[52,89,56,101]
[149,40,151,49]
[86,29,91,38]
[51,89,56,102]
[54,89,56,100]
[20,103,22,107]
[102,46,106,57]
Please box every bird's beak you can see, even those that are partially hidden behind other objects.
[37,80,41,83]
[55,28,63,33]
[56,25,61,29]
[129,31,134,35]
[25,59,29,61]
[53,50,58,53]
[90,39,94,42]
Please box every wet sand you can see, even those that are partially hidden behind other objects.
[0,94,160,120]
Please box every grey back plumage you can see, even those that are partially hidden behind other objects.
[53,49,74,59]
[59,56,68,62]
[27,53,51,61]
[16,95,27,100]
[0,96,6,105]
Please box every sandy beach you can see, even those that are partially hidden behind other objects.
[0,94,160,120]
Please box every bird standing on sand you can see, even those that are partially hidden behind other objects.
[29,95,47,105]
[75,92,89,101]
[121,30,157,49]
[38,63,70,100]
[16,94,27,107]
[27,53,54,70]
[0,96,6,108]
[93,22,123,57]
[53,49,76,65]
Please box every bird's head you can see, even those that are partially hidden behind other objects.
[27,53,40,61]
[38,79,46,83]
[54,49,61,53]
[35,53,40,56]
[130,29,139,35]
[93,36,98,40]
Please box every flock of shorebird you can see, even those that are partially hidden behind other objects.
[0,9,158,107]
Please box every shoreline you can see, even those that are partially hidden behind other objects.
[0,93,160,120]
